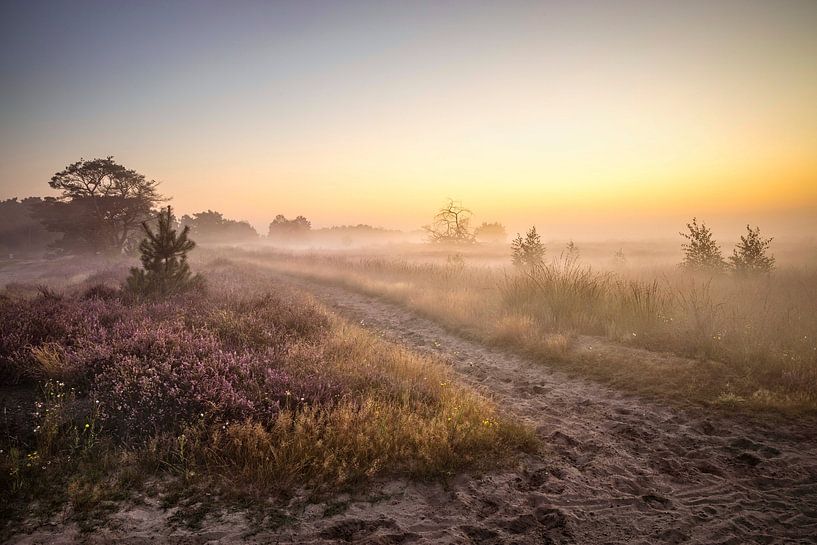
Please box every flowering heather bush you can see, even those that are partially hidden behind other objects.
[0,283,339,441]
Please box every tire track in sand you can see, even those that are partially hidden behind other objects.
[277,271,817,545]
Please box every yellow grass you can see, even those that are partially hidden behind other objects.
[164,317,534,491]
[241,251,817,412]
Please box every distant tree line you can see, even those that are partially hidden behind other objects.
[0,156,403,257]
[0,158,273,257]
[181,210,258,243]
[0,198,59,257]
[268,214,311,239]
[0,161,780,275]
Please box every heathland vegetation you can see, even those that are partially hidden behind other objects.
[1,159,814,537]
[1,176,537,533]
[0,257,531,532]
[248,217,815,412]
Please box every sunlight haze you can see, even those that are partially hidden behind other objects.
[2,0,816,237]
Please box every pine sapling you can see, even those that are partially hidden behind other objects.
[126,206,203,296]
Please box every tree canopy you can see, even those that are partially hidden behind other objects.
[42,157,163,254]
[181,210,258,242]
[268,214,312,239]
[474,221,508,243]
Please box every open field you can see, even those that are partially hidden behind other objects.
[4,2,817,542]
[1,252,816,544]
[229,245,817,413]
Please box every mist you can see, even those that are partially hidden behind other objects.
[2,1,817,543]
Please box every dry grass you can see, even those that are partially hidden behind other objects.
[242,250,817,412]
[143,318,533,493]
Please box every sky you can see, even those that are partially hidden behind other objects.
[1,0,816,238]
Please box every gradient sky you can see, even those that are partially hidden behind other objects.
[1,0,816,237]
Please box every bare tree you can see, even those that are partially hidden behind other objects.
[424,199,475,244]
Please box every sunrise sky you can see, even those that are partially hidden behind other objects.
[1,0,815,238]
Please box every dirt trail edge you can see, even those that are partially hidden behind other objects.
[276,272,817,545]
[8,271,817,545]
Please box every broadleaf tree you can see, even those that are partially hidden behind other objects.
[42,157,163,254]
[729,225,775,275]
[680,218,726,272]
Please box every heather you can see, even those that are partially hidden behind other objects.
[0,261,532,531]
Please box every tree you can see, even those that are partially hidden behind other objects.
[126,206,202,296]
[0,198,59,257]
[511,226,546,268]
[680,218,726,272]
[45,157,163,254]
[181,210,258,242]
[424,199,475,244]
[474,221,508,243]
[729,225,775,275]
[267,214,312,240]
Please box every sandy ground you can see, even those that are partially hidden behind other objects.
[6,271,817,544]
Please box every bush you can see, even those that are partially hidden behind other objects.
[0,288,337,436]
[511,226,545,268]
[680,218,726,272]
[730,225,775,275]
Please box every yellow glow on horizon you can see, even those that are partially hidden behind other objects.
[3,1,816,237]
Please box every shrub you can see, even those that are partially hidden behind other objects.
[729,224,775,275]
[0,287,338,437]
[511,226,545,268]
[680,218,726,272]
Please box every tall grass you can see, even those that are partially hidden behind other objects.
[247,251,817,411]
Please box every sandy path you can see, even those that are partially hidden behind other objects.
[8,272,817,545]
[270,273,817,545]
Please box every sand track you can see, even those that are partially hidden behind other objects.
[270,273,817,545]
[8,272,817,544]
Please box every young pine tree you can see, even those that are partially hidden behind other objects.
[729,225,775,275]
[680,218,726,272]
[511,226,546,268]
[126,206,202,296]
